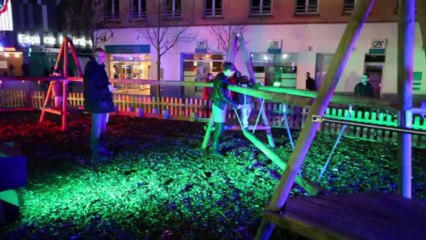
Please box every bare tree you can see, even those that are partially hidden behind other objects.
[139,0,195,98]
[208,25,247,54]
[58,0,114,49]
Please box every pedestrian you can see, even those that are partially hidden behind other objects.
[202,72,214,101]
[83,48,115,159]
[354,73,375,98]
[305,72,316,91]
[210,62,241,156]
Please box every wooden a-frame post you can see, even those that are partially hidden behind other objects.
[202,32,275,149]
[255,0,376,238]
[397,0,415,199]
[227,32,275,147]
[39,36,83,131]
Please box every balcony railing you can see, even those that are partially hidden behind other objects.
[163,10,182,19]
[104,12,120,21]
[343,3,355,14]
[204,8,222,17]
[250,6,272,16]
[131,11,147,20]
[294,4,319,14]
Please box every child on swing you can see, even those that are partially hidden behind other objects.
[236,75,254,129]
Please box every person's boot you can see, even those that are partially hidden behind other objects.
[99,132,113,157]
[212,122,224,157]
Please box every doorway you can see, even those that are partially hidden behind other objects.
[364,54,385,98]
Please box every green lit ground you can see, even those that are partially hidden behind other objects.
[0,112,425,239]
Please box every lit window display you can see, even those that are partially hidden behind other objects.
[182,53,223,96]
[108,53,151,92]
[250,52,298,87]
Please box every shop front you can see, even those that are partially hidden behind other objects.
[105,44,151,94]
[182,52,224,98]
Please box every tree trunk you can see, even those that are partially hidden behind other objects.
[156,57,161,98]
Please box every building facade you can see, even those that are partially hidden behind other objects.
[95,0,426,102]
[0,0,93,78]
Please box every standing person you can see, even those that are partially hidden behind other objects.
[236,75,254,129]
[202,72,214,101]
[305,72,316,91]
[210,62,240,156]
[83,48,115,159]
[354,73,375,98]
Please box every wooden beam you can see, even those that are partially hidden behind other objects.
[243,130,321,196]
[257,86,395,110]
[255,0,375,239]
[397,0,414,199]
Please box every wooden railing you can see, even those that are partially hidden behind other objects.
[1,89,426,148]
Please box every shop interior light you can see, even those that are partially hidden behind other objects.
[4,53,9,57]
[282,54,288,59]
[263,55,269,60]
[14,53,20,58]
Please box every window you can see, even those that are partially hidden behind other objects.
[164,0,182,18]
[105,0,120,20]
[131,0,147,19]
[343,0,355,14]
[204,0,222,17]
[250,52,298,87]
[295,0,319,14]
[250,0,272,16]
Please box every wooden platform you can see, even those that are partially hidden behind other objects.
[264,193,426,240]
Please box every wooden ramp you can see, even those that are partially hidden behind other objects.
[264,193,426,240]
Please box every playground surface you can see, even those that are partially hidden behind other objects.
[1,111,425,239]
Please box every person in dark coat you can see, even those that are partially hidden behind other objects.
[210,62,240,156]
[83,48,115,159]
[354,73,375,98]
[305,72,316,91]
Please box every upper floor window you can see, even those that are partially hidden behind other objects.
[164,0,182,18]
[105,0,120,20]
[131,0,147,19]
[204,0,222,17]
[250,0,272,16]
[343,0,355,14]
[295,0,319,14]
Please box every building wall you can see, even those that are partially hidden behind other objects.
[98,21,426,97]
[102,0,400,29]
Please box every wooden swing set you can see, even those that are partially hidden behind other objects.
[38,36,84,131]
[200,0,426,239]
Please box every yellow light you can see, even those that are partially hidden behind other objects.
[14,53,20,58]
[4,53,9,57]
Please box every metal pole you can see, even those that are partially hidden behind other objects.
[256,1,375,238]
[320,117,426,135]
[283,104,295,150]
[397,0,414,199]
[317,106,352,181]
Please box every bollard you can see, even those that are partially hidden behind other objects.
[137,108,143,118]
[191,112,198,121]
[163,110,170,119]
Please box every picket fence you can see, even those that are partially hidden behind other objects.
[1,89,425,148]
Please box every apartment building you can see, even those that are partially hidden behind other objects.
[95,0,425,100]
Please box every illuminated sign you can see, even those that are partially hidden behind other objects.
[268,39,282,54]
[0,0,13,31]
[17,33,93,48]
[371,38,387,49]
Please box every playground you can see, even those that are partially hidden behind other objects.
[0,111,425,239]
[1,0,426,238]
